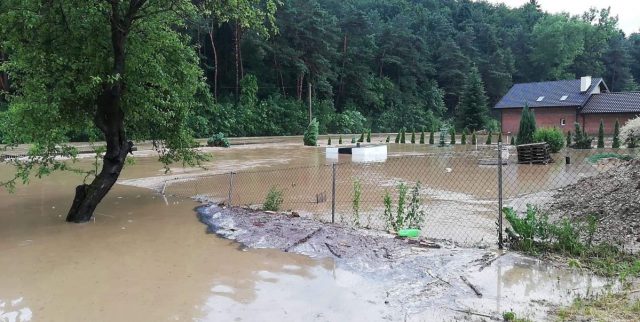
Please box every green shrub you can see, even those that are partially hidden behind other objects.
[207,133,230,147]
[352,179,362,227]
[573,122,593,149]
[383,191,393,231]
[358,132,364,143]
[396,183,408,230]
[533,128,565,153]
[450,128,456,144]
[351,136,356,144]
[566,131,572,147]
[472,132,477,145]
[510,135,515,146]
[517,104,537,145]
[400,128,406,144]
[394,132,400,143]
[339,135,343,144]
[263,186,284,211]
[366,129,371,143]
[621,116,640,148]
[385,135,390,143]
[486,131,492,145]
[328,137,332,145]
[429,131,434,144]
[405,182,425,229]
[410,131,416,144]
[303,118,319,146]
[597,120,605,148]
[461,130,467,145]
[612,120,620,148]
[419,131,425,144]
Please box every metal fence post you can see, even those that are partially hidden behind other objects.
[331,163,337,224]
[228,171,235,207]
[498,142,504,249]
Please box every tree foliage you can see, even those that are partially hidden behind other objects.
[516,105,537,145]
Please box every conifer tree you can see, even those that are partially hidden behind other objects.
[328,137,332,145]
[429,130,435,144]
[395,132,400,143]
[597,120,605,148]
[472,132,478,145]
[497,132,503,143]
[566,131,572,147]
[486,131,492,145]
[420,131,425,144]
[366,129,371,143]
[411,131,416,144]
[450,128,456,144]
[510,135,516,146]
[400,128,406,144]
[612,120,621,148]
[516,104,537,145]
[461,129,467,145]
[339,135,343,145]
[456,67,489,131]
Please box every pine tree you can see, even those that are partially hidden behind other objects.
[461,129,467,145]
[411,131,416,144]
[395,132,400,143]
[358,132,364,143]
[472,132,478,145]
[497,132,503,143]
[420,131,425,144]
[566,131,572,147]
[429,131,435,144]
[328,137,332,145]
[366,129,371,143]
[339,135,343,145]
[385,135,390,143]
[486,131,492,145]
[516,104,537,145]
[612,120,621,148]
[450,128,456,144]
[400,128,406,144]
[510,135,515,146]
[351,137,356,144]
[597,120,605,148]
[456,67,489,131]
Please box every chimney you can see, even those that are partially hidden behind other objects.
[580,76,592,92]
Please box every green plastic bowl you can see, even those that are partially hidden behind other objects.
[398,229,420,238]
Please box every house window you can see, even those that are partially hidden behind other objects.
[536,96,545,102]
[561,118,566,126]
[560,95,568,101]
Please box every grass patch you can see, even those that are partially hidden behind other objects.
[586,152,634,164]
[555,290,640,322]
[502,311,532,322]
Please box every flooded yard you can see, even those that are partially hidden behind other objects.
[0,138,626,321]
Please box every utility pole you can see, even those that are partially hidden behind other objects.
[308,82,312,123]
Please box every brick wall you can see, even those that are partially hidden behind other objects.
[581,113,640,135]
[500,106,578,135]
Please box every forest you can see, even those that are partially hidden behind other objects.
[2,0,640,141]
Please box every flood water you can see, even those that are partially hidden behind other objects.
[0,138,624,321]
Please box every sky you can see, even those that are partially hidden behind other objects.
[484,0,640,35]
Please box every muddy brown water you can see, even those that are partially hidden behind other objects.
[0,141,625,321]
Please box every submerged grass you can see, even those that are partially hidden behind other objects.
[586,152,634,164]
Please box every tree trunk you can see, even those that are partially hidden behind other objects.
[234,21,240,101]
[208,25,218,100]
[66,0,137,223]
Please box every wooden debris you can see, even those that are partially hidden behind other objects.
[460,275,482,297]
[325,242,342,258]
[284,228,322,252]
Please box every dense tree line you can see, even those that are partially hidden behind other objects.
[182,0,640,137]
[2,0,640,142]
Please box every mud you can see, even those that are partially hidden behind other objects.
[545,159,640,253]
[197,204,619,321]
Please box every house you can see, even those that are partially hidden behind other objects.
[495,76,640,135]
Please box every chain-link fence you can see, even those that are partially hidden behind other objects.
[163,144,616,247]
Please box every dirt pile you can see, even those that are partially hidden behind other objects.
[546,159,640,251]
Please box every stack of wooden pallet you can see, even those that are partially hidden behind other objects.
[516,142,552,164]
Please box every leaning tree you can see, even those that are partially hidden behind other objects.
[0,0,265,223]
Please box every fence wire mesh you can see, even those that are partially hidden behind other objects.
[163,145,616,247]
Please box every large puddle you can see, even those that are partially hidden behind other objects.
[0,140,622,321]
